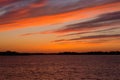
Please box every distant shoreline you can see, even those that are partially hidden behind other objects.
[0,51,120,56]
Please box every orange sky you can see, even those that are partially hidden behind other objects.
[0,0,120,53]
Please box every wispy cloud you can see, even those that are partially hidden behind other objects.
[20,10,120,45]
[50,11,120,43]
[54,34,120,43]
[46,11,120,34]
[70,34,120,40]
[0,0,119,31]
[63,27,120,36]
[0,0,40,16]
[21,32,42,36]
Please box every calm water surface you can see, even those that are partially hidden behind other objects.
[0,55,120,80]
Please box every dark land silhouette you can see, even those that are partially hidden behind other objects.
[0,51,120,56]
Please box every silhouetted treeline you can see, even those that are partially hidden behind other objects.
[0,51,120,56]
[57,51,120,55]
[0,51,45,56]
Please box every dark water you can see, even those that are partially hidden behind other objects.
[0,55,120,80]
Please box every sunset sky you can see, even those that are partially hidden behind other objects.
[0,0,120,53]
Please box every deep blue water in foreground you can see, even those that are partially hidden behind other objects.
[0,55,120,80]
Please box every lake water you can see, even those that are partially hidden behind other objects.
[0,55,120,80]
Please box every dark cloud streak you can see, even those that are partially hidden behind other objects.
[63,27,120,36]
[70,34,120,40]
[53,11,120,33]
[0,0,119,25]
[54,34,120,42]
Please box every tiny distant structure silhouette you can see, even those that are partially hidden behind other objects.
[0,51,120,56]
